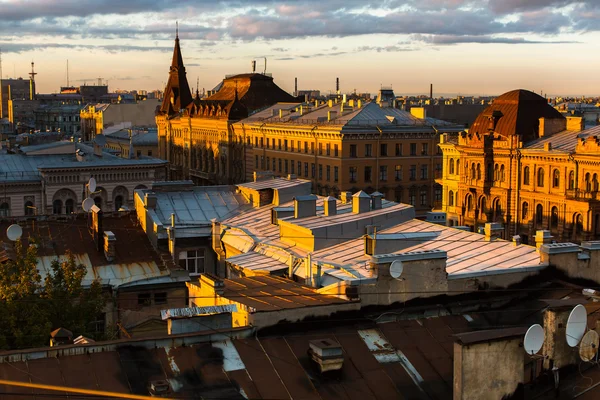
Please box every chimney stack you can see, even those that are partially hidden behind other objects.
[484,222,503,241]
[371,192,383,210]
[294,195,317,218]
[336,77,339,94]
[103,231,116,262]
[340,191,352,204]
[352,191,371,214]
[535,230,553,250]
[324,196,337,216]
[91,205,103,253]
[430,83,433,99]
[294,77,298,97]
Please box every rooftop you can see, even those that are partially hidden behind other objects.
[105,128,159,146]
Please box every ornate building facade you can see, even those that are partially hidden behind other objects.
[436,89,600,243]
[155,33,297,185]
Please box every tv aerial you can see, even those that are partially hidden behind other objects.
[389,260,404,280]
[6,224,22,241]
[524,324,545,356]
[579,330,599,362]
[566,304,587,347]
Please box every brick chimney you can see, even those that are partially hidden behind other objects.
[103,231,116,262]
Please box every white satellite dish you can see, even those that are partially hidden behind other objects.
[87,177,97,193]
[524,324,544,355]
[6,224,23,241]
[566,304,588,347]
[94,134,107,146]
[82,198,95,212]
[389,260,404,279]
[579,330,599,362]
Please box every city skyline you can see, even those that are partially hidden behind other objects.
[1,0,600,96]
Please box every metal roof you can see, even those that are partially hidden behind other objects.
[237,177,312,191]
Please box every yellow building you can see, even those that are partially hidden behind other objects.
[233,101,464,214]
[437,89,600,244]
[104,128,158,159]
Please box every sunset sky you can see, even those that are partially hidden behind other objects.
[0,0,599,97]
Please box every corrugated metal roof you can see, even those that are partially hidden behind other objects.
[237,177,312,191]
[161,305,238,320]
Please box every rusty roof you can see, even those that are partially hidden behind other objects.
[470,89,565,143]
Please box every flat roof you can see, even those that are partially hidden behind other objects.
[237,177,312,191]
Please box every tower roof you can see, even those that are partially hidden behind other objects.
[469,89,564,142]
[160,30,193,115]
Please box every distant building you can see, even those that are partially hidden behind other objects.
[297,90,321,100]
[104,127,158,158]
[0,77,34,119]
[34,103,83,135]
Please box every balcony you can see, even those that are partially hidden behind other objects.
[565,189,599,201]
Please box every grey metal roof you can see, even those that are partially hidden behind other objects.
[227,251,288,274]
[106,128,158,146]
[237,177,312,191]
[526,125,600,152]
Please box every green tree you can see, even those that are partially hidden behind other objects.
[0,241,50,349]
[44,251,106,338]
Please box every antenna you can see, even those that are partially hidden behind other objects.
[6,224,23,241]
[523,324,544,355]
[87,177,97,193]
[579,330,599,362]
[66,59,70,87]
[263,57,267,74]
[566,304,587,347]
[29,61,37,81]
[389,260,404,279]
[82,198,95,212]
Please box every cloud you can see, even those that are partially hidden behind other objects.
[356,45,416,52]
[0,41,171,54]
[412,34,577,45]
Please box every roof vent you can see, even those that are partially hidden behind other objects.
[148,380,172,397]
[340,191,352,204]
[294,195,317,219]
[50,327,73,347]
[370,191,383,210]
[308,339,344,373]
[323,196,337,216]
[352,191,371,214]
[104,231,116,262]
[484,222,503,241]
[144,193,157,209]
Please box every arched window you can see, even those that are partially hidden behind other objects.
[471,163,476,179]
[448,190,454,206]
[523,166,530,185]
[53,199,63,215]
[493,198,501,220]
[575,214,584,235]
[456,159,460,174]
[569,171,575,189]
[476,164,481,180]
[537,168,545,187]
[552,169,560,188]
[500,165,505,182]
[494,164,499,181]
[0,202,9,217]
[585,173,591,192]
[551,206,559,228]
[536,204,543,225]
[522,202,529,219]
[465,194,472,211]
[24,201,34,216]
[115,195,124,211]
[449,158,455,175]
[65,199,74,214]
[594,174,599,192]
[454,191,458,207]
[480,196,487,214]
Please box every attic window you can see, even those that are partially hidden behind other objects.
[138,293,151,306]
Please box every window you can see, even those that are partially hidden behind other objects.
[290,160,295,174]
[364,166,372,182]
[551,206,559,228]
[148,150,153,157]
[410,143,417,156]
[319,143,323,155]
[266,157,270,170]
[53,199,62,215]
[304,142,308,153]
[552,169,560,188]
[395,165,402,181]
[304,163,309,177]
[569,171,575,189]
[537,168,545,187]
[523,166,530,185]
[272,158,276,171]
[311,163,316,178]
[420,188,427,206]
[254,137,258,147]
[434,187,442,202]
[284,140,288,151]
[310,142,314,154]
[449,158,455,175]
[349,167,357,182]
[421,143,428,155]
[267,138,270,148]
[365,144,373,157]
[395,143,402,156]
[476,164,481,180]
[500,165,505,182]
[136,150,141,157]
[536,204,543,225]
[326,143,330,156]
[0,202,9,217]
[420,165,428,180]
[260,138,264,148]
[137,293,151,306]
[409,188,416,206]
[466,194,473,211]
[334,144,339,157]
[24,201,34,216]
[326,165,331,181]
[449,190,454,206]
[178,249,205,275]
[318,164,323,180]
[334,167,339,182]
[480,197,487,213]
[154,292,167,305]
[290,141,294,151]
[114,196,124,211]
[594,174,599,191]
[350,144,357,158]
[494,164,499,181]
[522,202,529,219]
[278,158,282,172]
[379,166,387,181]
[284,160,288,174]
[278,139,282,150]
[298,161,301,175]
[380,144,388,156]
[410,165,416,180]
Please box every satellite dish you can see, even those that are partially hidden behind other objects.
[82,198,95,212]
[579,330,599,362]
[524,324,544,355]
[566,304,588,347]
[94,134,107,146]
[88,177,97,193]
[390,260,404,279]
[6,224,23,241]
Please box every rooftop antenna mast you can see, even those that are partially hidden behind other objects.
[66,59,70,87]
[0,48,3,81]
[263,57,267,74]
[29,61,37,81]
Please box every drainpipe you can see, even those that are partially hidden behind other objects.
[375,125,382,192]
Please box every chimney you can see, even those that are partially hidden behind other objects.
[535,230,553,250]
[315,100,319,107]
[512,235,522,246]
[50,328,74,347]
[336,77,340,94]
[542,302,582,369]
[144,193,157,209]
[308,339,344,373]
[200,273,225,296]
[93,143,103,157]
[103,231,116,262]
[323,196,337,216]
[454,328,526,400]
[484,222,503,241]
[287,174,297,180]
[294,77,298,97]
[430,83,433,99]
[370,191,383,210]
[91,205,103,253]
[340,191,352,204]
[328,99,333,108]
[167,226,176,259]
[352,191,371,214]
[327,111,337,121]
[357,99,362,108]
[279,108,285,118]
[294,195,317,218]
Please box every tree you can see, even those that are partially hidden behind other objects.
[0,241,50,349]
[44,251,106,338]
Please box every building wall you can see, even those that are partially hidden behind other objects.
[1,78,33,119]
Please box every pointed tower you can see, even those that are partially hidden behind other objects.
[160,25,193,115]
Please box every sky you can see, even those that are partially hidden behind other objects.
[1,0,600,97]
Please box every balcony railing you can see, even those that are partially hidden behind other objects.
[565,189,599,200]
